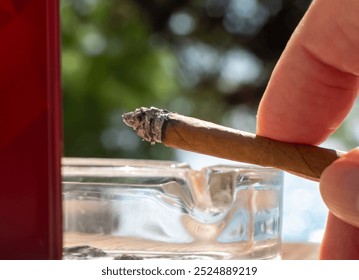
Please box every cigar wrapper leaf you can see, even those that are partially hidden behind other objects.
[123,107,345,182]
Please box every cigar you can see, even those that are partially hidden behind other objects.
[122,107,346,181]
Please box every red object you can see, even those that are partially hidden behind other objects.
[0,0,62,259]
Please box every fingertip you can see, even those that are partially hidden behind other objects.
[320,148,359,228]
[257,0,359,144]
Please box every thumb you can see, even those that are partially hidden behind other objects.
[319,147,359,259]
[320,147,359,228]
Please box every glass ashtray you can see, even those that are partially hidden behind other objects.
[62,157,283,260]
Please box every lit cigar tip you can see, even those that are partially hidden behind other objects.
[122,107,169,144]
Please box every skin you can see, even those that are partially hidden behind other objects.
[257,0,359,259]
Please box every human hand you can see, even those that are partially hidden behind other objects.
[256,0,359,259]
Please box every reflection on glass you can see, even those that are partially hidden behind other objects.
[62,158,283,260]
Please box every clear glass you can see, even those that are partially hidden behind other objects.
[62,158,283,260]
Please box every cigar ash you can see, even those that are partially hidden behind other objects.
[122,107,169,144]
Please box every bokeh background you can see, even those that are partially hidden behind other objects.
[61,0,359,242]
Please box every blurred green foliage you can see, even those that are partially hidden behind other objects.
[61,0,320,160]
[62,0,181,159]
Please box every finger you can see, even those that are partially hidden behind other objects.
[257,0,359,144]
[319,148,359,259]
[320,213,359,259]
[320,148,359,228]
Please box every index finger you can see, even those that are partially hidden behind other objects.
[257,0,359,145]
